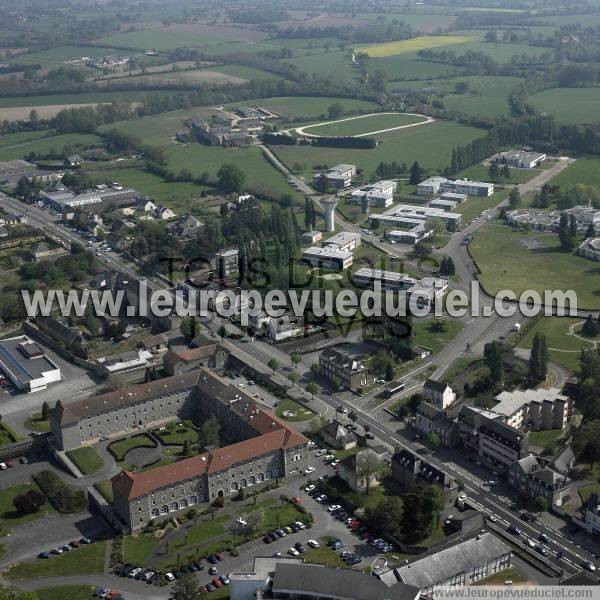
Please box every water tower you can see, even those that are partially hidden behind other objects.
[321,197,339,233]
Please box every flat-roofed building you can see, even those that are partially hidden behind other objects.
[314,164,356,189]
[491,149,546,169]
[417,176,447,195]
[580,237,600,261]
[440,191,467,203]
[493,387,572,431]
[373,204,462,231]
[417,177,494,197]
[0,336,61,393]
[322,231,361,252]
[396,532,511,595]
[349,180,396,208]
[301,246,353,269]
[300,230,322,245]
[429,198,457,212]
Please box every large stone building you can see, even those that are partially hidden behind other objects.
[49,367,308,532]
[318,348,370,391]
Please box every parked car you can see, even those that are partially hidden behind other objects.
[295,521,306,530]
[165,572,175,581]
[305,484,316,493]
[206,583,216,592]
[288,547,299,556]
[308,539,320,548]
[305,466,315,474]
[263,535,272,544]
[219,574,230,585]
[212,577,223,588]
[294,542,305,553]
[38,552,51,559]
[209,566,218,575]
[51,548,63,555]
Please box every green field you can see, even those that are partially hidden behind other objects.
[454,190,509,222]
[0,90,173,108]
[550,157,600,189]
[529,88,600,124]
[459,164,539,184]
[5,540,106,579]
[18,45,127,62]
[355,35,477,58]
[93,23,267,51]
[66,446,104,475]
[413,319,463,353]
[372,53,466,80]
[517,316,597,371]
[0,133,102,162]
[275,398,315,422]
[469,223,600,310]
[283,50,360,82]
[441,76,523,117]
[272,120,484,176]
[302,113,426,137]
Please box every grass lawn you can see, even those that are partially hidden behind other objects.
[469,223,600,310]
[550,157,600,190]
[459,164,539,184]
[528,428,564,448]
[23,412,50,432]
[529,88,600,125]
[124,531,165,565]
[66,446,104,475]
[156,421,199,445]
[94,481,113,503]
[579,484,600,504]
[473,566,527,585]
[334,446,360,460]
[4,540,106,580]
[108,434,155,462]
[454,189,509,222]
[0,482,55,529]
[413,319,463,354]
[355,35,477,57]
[517,316,595,371]
[272,120,484,178]
[302,113,426,137]
[31,585,97,600]
[275,398,315,422]
[303,538,349,568]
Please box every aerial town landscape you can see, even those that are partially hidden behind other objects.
[1,0,600,599]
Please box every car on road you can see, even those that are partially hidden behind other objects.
[337,405,348,414]
[506,526,521,536]
[376,379,386,384]
[535,545,548,556]
[539,534,549,543]
[582,560,596,572]
[483,480,497,486]
[525,539,535,548]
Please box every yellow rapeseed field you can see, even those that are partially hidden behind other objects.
[355,35,476,58]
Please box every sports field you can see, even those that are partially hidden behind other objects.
[355,35,476,58]
[529,87,600,124]
[300,113,429,137]
[272,120,483,175]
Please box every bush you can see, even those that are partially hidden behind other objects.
[13,490,46,514]
[33,470,86,514]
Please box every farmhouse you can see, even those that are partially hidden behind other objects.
[349,180,396,208]
[301,246,353,269]
[493,388,572,431]
[491,149,546,169]
[313,164,356,189]
[0,336,61,393]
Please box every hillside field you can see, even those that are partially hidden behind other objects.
[529,88,600,124]
[355,35,477,57]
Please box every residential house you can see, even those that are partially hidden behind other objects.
[29,242,69,262]
[337,449,383,492]
[170,213,203,239]
[154,205,176,220]
[320,419,356,450]
[64,154,84,167]
[423,378,457,409]
[135,198,157,213]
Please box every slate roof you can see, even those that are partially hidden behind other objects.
[396,533,510,590]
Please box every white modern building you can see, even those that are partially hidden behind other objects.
[0,336,61,393]
[301,246,353,269]
[314,164,356,189]
[322,231,361,252]
[373,204,462,231]
[417,177,494,197]
[580,237,600,261]
[491,149,546,169]
[349,180,396,208]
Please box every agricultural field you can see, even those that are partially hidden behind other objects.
[271,120,484,176]
[440,76,523,117]
[0,90,171,108]
[359,12,458,32]
[355,35,478,57]
[92,23,268,51]
[550,158,600,189]
[0,132,102,162]
[371,52,467,80]
[17,45,127,63]
[227,96,380,121]
[282,50,359,82]
[529,88,600,124]
[301,112,428,137]
[144,68,249,85]
[469,223,600,310]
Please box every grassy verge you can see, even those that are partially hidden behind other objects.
[66,446,104,475]
[0,422,19,445]
[94,481,114,503]
[24,412,50,433]
[413,319,463,354]
[5,540,106,580]
[32,585,97,600]
[275,398,315,422]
